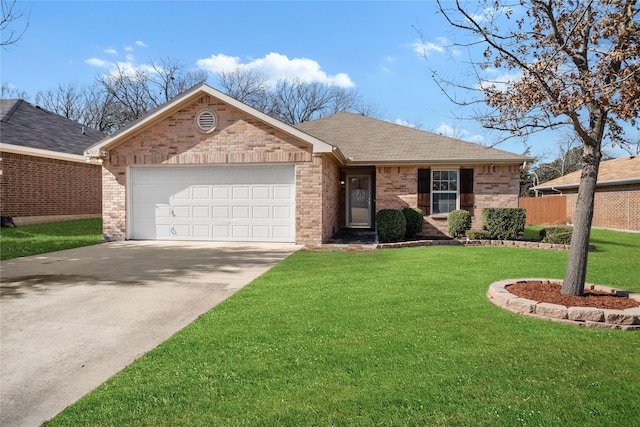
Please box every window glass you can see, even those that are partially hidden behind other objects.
[432,170,458,214]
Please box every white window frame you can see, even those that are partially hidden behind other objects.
[431,169,459,215]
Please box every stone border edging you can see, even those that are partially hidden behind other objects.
[376,239,596,251]
[488,278,640,330]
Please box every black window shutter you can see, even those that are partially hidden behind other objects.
[460,168,474,215]
[418,169,431,194]
[417,168,431,215]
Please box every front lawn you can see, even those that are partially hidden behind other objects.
[0,219,103,260]
[47,228,640,426]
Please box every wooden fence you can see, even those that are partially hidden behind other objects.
[519,196,567,225]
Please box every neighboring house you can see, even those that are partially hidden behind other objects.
[85,83,531,244]
[533,155,640,231]
[0,99,104,225]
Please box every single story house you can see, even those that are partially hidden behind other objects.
[0,99,104,225]
[85,83,531,244]
[533,155,640,231]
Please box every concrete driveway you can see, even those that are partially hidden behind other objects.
[0,240,301,427]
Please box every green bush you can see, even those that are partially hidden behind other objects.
[448,209,472,238]
[376,209,406,243]
[466,229,492,240]
[482,208,526,240]
[402,207,424,237]
[540,226,573,245]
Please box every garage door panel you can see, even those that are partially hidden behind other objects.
[131,165,295,242]
[193,206,210,218]
[192,186,210,199]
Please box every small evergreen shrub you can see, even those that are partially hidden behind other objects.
[482,208,526,240]
[376,209,406,243]
[466,229,492,240]
[448,209,472,238]
[540,226,573,245]
[402,207,424,237]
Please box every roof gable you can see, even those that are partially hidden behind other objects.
[294,112,531,165]
[0,99,105,155]
[84,83,337,158]
[534,155,640,190]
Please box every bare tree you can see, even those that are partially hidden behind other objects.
[1,0,29,47]
[215,68,379,125]
[147,57,208,106]
[0,82,27,99]
[217,68,271,112]
[35,83,86,123]
[96,58,207,131]
[426,0,640,295]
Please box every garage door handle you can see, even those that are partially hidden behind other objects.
[171,209,176,217]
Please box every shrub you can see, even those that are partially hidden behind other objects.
[402,207,424,237]
[482,208,526,240]
[376,209,406,243]
[541,226,573,245]
[466,229,492,240]
[448,209,472,238]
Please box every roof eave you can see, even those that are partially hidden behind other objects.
[1,142,89,164]
[343,158,532,167]
[534,176,640,191]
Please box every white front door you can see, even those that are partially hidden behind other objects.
[129,164,295,242]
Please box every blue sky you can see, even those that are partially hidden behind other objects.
[2,1,631,160]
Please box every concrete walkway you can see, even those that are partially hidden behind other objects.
[0,241,301,427]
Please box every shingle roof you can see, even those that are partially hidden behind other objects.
[294,112,531,164]
[0,99,105,155]
[534,155,640,190]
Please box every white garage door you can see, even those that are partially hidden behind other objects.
[130,164,295,242]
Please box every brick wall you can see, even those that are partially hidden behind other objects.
[564,183,640,231]
[374,164,521,237]
[321,157,341,241]
[375,166,418,210]
[102,95,330,243]
[0,151,101,218]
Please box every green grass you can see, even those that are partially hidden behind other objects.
[0,219,103,260]
[45,228,640,426]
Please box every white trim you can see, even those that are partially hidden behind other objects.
[0,142,89,164]
[431,168,460,215]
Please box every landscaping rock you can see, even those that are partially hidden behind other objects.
[535,302,568,319]
[568,307,605,322]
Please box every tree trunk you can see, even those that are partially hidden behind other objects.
[561,144,601,296]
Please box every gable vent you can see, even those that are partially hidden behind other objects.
[196,110,217,133]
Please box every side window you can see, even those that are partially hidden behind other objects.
[432,170,458,214]
[460,168,474,215]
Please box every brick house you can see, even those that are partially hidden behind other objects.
[85,83,531,244]
[0,100,104,225]
[533,156,640,231]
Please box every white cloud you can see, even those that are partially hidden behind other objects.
[135,40,147,48]
[394,118,417,128]
[104,48,117,55]
[196,52,355,88]
[85,57,110,68]
[412,39,445,57]
[125,54,135,62]
[125,46,133,52]
[436,123,485,143]
[479,68,522,91]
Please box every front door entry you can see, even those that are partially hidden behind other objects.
[346,174,372,228]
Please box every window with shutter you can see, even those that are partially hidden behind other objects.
[417,168,431,215]
[460,168,474,216]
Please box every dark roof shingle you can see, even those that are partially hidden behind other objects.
[294,112,530,164]
[0,99,105,155]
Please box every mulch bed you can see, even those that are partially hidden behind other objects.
[506,281,640,310]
